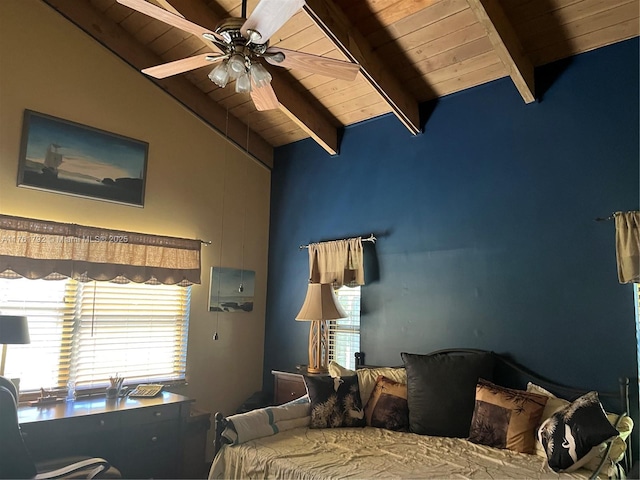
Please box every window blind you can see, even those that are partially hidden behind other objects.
[73,281,190,388]
[0,278,73,392]
[0,278,190,394]
[330,285,361,369]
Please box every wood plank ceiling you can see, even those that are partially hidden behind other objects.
[41,0,639,168]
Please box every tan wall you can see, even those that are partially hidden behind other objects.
[0,0,270,460]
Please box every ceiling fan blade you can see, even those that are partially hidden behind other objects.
[142,53,222,79]
[241,0,305,44]
[116,0,218,40]
[265,48,359,81]
[251,83,280,111]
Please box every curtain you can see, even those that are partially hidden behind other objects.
[615,211,640,284]
[308,237,364,287]
[0,214,201,285]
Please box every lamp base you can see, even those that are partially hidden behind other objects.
[306,365,328,374]
[307,319,329,374]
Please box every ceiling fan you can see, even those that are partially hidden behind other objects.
[116,0,360,111]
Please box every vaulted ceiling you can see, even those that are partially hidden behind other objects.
[41,0,639,167]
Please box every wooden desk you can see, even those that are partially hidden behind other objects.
[18,392,193,479]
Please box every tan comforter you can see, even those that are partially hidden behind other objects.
[209,426,597,479]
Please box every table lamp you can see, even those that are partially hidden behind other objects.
[0,315,30,377]
[295,283,347,373]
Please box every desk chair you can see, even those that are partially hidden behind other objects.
[0,376,121,479]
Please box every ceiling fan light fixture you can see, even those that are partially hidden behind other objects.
[228,53,247,79]
[209,61,230,88]
[235,72,252,93]
[250,62,272,88]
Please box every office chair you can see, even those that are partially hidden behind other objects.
[0,376,121,479]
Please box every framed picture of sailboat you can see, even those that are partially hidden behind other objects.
[17,110,148,206]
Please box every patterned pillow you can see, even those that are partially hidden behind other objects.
[537,391,619,472]
[303,375,365,428]
[468,379,548,454]
[364,375,409,431]
[328,361,406,407]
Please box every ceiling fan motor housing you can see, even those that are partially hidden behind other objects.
[215,17,268,58]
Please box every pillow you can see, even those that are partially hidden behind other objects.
[582,414,633,472]
[364,375,409,431]
[526,382,570,429]
[328,361,406,407]
[303,375,366,428]
[468,378,548,454]
[537,391,619,472]
[401,351,495,437]
[328,360,355,377]
[222,395,310,444]
[527,383,633,471]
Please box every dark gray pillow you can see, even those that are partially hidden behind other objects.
[401,351,495,437]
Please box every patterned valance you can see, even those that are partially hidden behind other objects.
[0,214,201,285]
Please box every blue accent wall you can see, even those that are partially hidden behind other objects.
[266,38,639,420]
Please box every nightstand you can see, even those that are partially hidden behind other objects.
[271,367,327,405]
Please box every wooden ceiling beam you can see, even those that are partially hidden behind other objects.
[41,0,274,167]
[164,0,339,155]
[303,0,421,135]
[466,0,535,103]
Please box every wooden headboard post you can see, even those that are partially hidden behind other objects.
[213,412,229,458]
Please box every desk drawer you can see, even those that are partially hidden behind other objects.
[121,402,181,425]
[22,412,119,438]
[21,414,119,461]
[123,419,179,448]
[120,421,180,479]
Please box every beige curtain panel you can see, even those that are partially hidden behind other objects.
[308,237,364,287]
[615,211,640,284]
[0,214,201,285]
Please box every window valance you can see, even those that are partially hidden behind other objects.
[308,237,364,288]
[0,214,201,285]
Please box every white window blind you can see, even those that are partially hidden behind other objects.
[330,285,361,370]
[0,278,190,394]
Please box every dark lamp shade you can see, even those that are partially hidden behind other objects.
[295,283,347,321]
[0,316,31,344]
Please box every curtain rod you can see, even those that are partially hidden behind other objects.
[299,233,377,249]
[201,240,212,245]
[595,212,618,222]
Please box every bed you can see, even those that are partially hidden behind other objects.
[209,349,633,479]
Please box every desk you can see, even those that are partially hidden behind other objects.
[18,392,193,479]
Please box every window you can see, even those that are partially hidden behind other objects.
[635,284,639,388]
[330,285,361,369]
[0,278,190,395]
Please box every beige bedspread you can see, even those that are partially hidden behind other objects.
[209,426,597,479]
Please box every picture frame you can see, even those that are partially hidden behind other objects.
[17,109,149,207]
[209,267,255,312]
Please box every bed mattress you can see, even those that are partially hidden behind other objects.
[209,426,596,479]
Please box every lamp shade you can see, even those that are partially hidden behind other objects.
[0,315,30,344]
[295,283,346,321]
